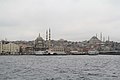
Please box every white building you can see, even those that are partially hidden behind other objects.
[50,46,66,54]
[2,43,20,54]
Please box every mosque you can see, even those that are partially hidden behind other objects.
[34,29,51,51]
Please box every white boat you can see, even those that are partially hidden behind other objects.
[44,50,66,55]
[88,50,99,55]
[52,51,66,55]
[70,51,85,55]
[35,51,45,55]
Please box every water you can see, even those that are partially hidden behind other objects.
[0,55,120,80]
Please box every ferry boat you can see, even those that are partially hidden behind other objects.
[44,50,66,55]
[70,51,86,55]
[35,51,45,55]
[88,50,99,55]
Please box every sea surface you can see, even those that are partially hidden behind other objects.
[0,55,120,80]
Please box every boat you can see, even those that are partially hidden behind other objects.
[70,51,86,55]
[44,50,66,55]
[35,51,46,55]
[88,50,99,55]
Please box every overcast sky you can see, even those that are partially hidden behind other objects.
[0,0,120,42]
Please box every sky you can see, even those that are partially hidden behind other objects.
[0,0,120,42]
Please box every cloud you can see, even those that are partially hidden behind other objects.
[0,0,120,41]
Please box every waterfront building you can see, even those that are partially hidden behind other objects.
[24,45,34,54]
[51,46,65,52]
[2,43,20,54]
[18,44,33,54]
[0,40,9,54]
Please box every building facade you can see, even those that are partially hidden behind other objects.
[50,46,65,54]
[2,43,20,54]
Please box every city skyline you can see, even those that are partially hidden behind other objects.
[0,0,120,42]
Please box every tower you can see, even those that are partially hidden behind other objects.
[49,28,51,41]
[48,28,51,49]
[39,33,40,37]
[46,30,48,41]
[100,32,102,41]
[0,41,2,53]
[45,30,48,49]
[108,36,110,42]
[96,33,98,38]
[103,37,105,42]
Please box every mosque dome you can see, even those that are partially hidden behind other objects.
[35,33,44,41]
[89,36,101,44]
[34,33,45,48]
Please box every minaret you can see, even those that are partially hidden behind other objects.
[46,30,48,49]
[103,37,105,42]
[39,33,40,38]
[108,36,109,41]
[5,38,7,41]
[96,33,98,38]
[48,28,51,49]
[49,28,51,41]
[46,30,48,41]
[100,32,102,41]
[0,41,2,53]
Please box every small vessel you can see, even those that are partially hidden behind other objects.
[88,50,99,55]
[44,50,66,55]
[70,51,86,55]
[35,51,45,55]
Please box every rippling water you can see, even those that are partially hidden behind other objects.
[0,55,120,80]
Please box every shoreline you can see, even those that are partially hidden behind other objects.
[1,54,120,56]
